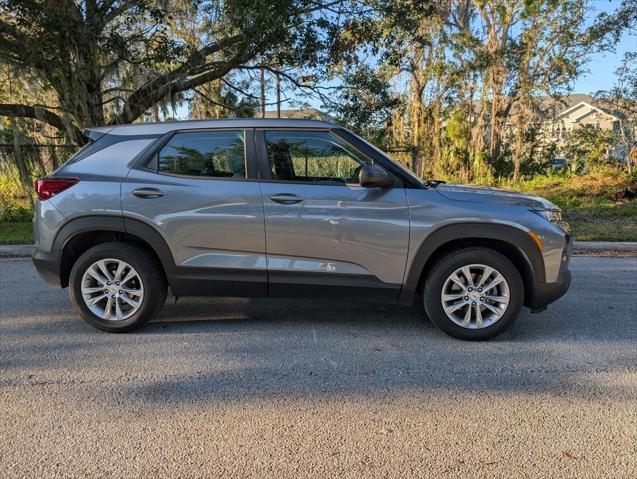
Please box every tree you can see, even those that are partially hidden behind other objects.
[596,52,637,174]
[332,0,628,181]
[561,125,616,171]
[0,0,348,143]
[189,78,257,120]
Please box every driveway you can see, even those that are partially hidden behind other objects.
[1,256,635,478]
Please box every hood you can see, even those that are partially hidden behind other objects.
[435,184,558,209]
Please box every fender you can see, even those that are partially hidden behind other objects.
[51,215,178,288]
[54,215,177,270]
[400,222,545,303]
[54,215,125,251]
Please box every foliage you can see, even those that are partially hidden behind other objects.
[0,165,32,221]
[333,0,635,180]
[560,126,618,171]
[499,166,637,241]
[438,108,493,184]
[331,64,401,141]
[595,51,637,173]
[0,222,32,244]
[0,0,361,141]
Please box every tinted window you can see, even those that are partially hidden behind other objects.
[157,130,245,178]
[264,130,369,183]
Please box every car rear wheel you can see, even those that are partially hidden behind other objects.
[69,242,167,332]
[422,247,524,340]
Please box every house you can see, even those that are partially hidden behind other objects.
[537,94,624,145]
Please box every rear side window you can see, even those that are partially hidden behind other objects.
[264,130,370,183]
[155,130,246,178]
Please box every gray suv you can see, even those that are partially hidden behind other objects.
[32,119,571,339]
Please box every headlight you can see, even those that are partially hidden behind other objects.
[531,208,562,222]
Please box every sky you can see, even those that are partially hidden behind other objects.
[571,0,637,95]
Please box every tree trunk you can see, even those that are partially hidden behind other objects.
[49,144,60,171]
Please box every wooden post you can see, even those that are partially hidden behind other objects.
[411,146,419,175]
[276,71,281,118]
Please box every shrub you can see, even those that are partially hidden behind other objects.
[0,199,33,222]
[0,171,34,222]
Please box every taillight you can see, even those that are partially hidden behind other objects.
[35,177,80,200]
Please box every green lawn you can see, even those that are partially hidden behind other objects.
[563,201,637,241]
[0,222,33,245]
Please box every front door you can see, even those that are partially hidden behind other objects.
[256,129,410,301]
[122,128,267,296]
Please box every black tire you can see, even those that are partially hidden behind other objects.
[422,247,524,340]
[69,242,167,332]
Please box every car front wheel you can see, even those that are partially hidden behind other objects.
[422,247,524,340]
[69,242,167,332]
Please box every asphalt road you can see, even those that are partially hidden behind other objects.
[1,256,636,478]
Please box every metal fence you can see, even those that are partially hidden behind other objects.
[0,143,77,177]
[383,146,419,172]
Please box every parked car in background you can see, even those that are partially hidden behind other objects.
[32,119,572,340]
[549,157,567,171]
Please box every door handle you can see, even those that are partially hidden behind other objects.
[132,188,164,199]
[269,193,304,205]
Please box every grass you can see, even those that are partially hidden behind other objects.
[500,167,637,242]
[0,222,32,245]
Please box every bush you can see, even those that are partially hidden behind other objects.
[0,200,33,222]
[0,171,34,222]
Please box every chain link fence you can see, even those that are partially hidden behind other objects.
[382,146,419,172]
[0,143,77,177]
[0,143,78,219]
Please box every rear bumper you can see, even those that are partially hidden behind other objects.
[32,249,63,288]
[527,235,572,311]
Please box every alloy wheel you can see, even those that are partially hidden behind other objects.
[440,264,510,329]
[80,258,144,321]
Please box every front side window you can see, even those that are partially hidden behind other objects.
[156,130,245,178]
[264,130,369,183]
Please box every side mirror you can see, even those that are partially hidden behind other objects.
[359,164,396,188]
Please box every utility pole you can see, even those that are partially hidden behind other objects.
[260,66,266,119]
[276,71,281,118]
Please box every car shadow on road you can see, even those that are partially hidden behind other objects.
[108,294,633,402]
[1,294,634,404]
[2,257,635,403]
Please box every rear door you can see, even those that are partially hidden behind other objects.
[256,129,410,301]
[122,128,267,296]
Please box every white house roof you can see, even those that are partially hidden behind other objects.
[557,101,620,121]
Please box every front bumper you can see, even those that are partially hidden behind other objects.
[527,234,572,311]
[32,249,63,288]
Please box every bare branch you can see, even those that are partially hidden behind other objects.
[114,41,257,124]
